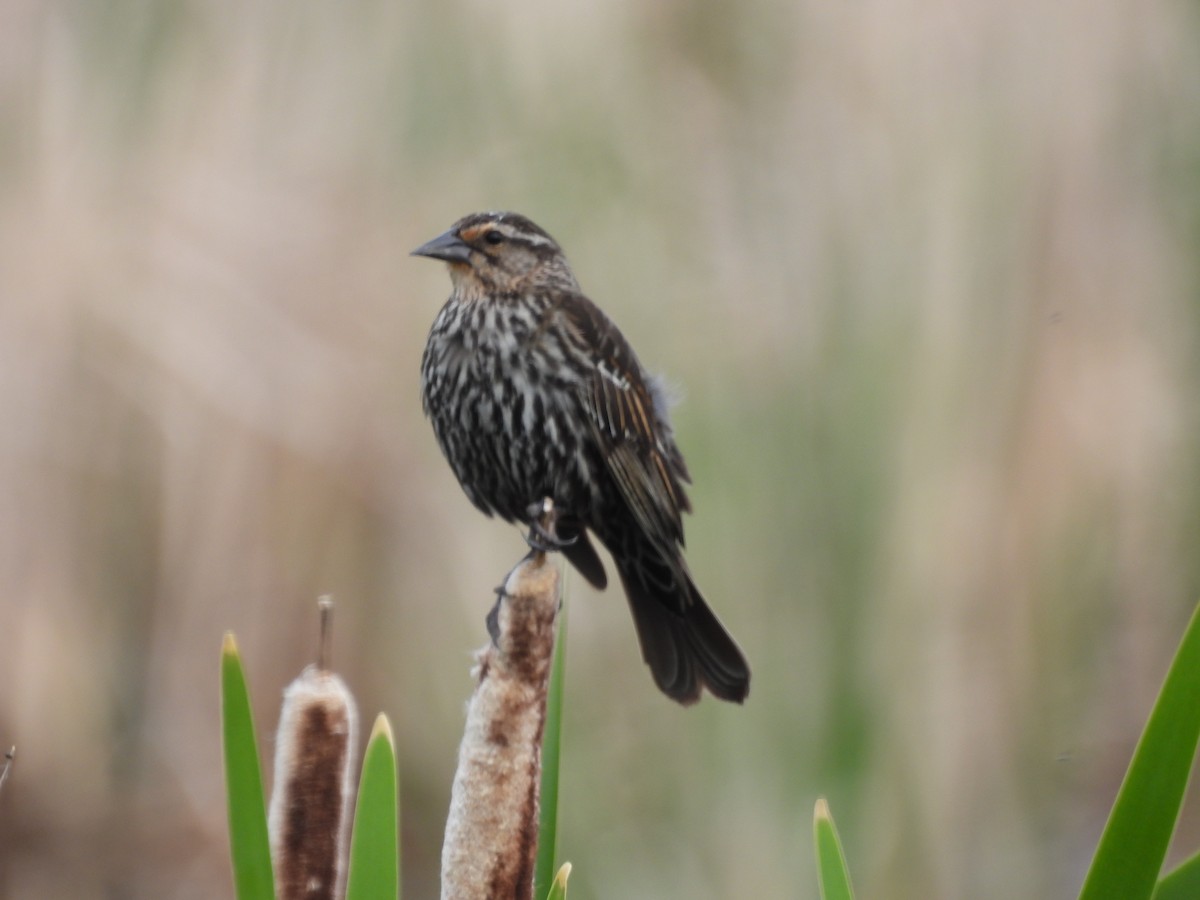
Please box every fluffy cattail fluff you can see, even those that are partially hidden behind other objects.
[269,599,358,900]
[441,548,561,900]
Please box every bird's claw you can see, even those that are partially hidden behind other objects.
[524,520,578,552]
[523,498,576,552]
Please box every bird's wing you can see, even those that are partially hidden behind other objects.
[557,294,692,549]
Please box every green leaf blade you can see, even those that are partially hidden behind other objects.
[220,633,275,900]
[1154,851,1200,900]
[544,862,571,900]
[1079,602,1200,900]
[535,597,567,900]
[346,713,401,900]
[814,798,855,900]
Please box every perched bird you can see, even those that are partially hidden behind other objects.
[414,212,750,705]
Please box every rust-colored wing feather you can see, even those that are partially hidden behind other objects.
[557,294,691,550]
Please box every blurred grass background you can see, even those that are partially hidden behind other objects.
[2,0,1200,897]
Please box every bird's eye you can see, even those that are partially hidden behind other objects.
[483,230,505,246]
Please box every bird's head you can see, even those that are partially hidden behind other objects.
[412,212,578,295]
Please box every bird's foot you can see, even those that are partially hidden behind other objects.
[523,498,576,553]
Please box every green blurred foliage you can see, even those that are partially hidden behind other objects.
[2,1,1200,898]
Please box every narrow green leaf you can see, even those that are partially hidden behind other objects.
[345,714,400,900]
[535,597,568,900]
[814,798,855,900]
[1154,852,1200,900]
[544,862,572,900]
[1079,602,1200,900]
[221,633,275,900]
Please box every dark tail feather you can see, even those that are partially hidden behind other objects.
[560,527,608,590]
[616,557,750,705]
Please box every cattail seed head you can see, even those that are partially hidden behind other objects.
[268,608,359,900]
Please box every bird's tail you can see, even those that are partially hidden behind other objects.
[614,551,750,705]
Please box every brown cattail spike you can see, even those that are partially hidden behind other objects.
[441,546,562,900]
[268,610,359,900]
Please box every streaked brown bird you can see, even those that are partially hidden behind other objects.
[414,212,750,704]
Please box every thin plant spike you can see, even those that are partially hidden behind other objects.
[0,746,14,799]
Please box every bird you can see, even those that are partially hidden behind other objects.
[413,211,750,705]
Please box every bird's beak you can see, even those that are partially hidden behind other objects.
[411,229,472,264]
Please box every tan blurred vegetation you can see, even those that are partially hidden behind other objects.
[3,0,1200,897]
